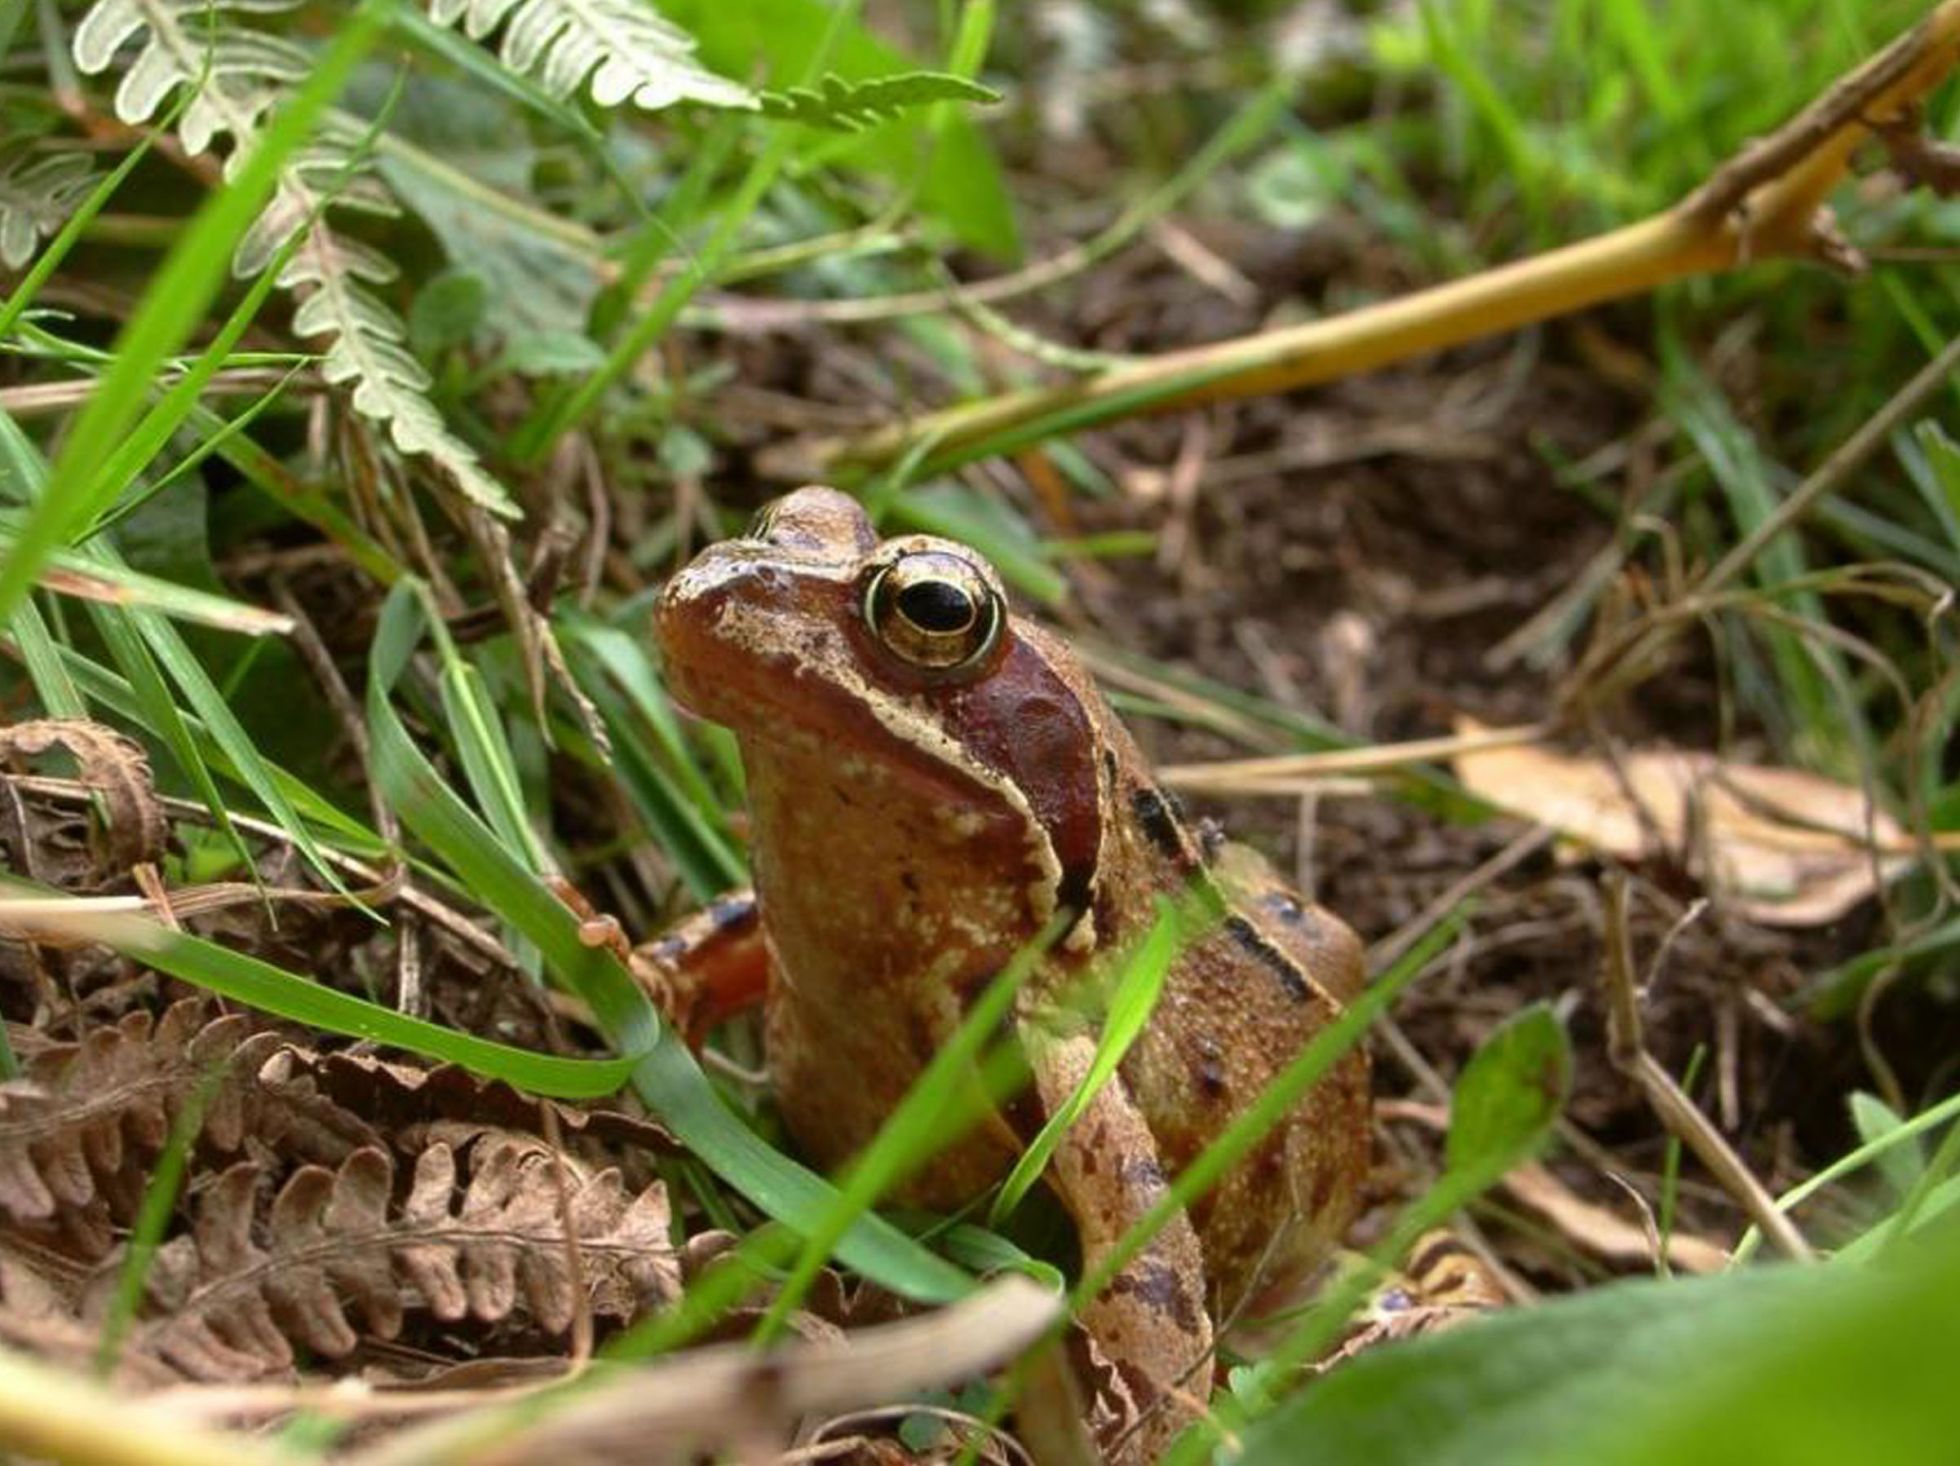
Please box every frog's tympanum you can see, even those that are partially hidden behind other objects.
[653,487,1370,1452]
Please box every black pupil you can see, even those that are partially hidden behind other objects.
[895,578,975,634]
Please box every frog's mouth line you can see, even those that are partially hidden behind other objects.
[662,586,1005,794]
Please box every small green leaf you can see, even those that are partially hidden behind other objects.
[1445,1004,1570,1179]
[1912,420,1960,551]
[408,269,489,354]
[1849,1091,1924,1202]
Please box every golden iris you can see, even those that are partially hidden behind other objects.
[863,551,1002,673]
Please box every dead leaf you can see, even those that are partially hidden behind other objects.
[348,1274,1062,1466]
[1451,718,1910,925]
[1503,1161,1728,1275]
[0,720,166,880]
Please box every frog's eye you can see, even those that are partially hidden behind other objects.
[863,551,1002,674]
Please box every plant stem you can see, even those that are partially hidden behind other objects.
[787,2,1960,482]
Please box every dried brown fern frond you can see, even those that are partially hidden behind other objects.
[131,1130,676,1381]
[0,1242,181,1385]
[270,1046,676,1159]
[0,1001,378,1231]
[0,986,680,1238]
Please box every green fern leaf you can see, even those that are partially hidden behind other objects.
[282,234,518,517]
[759,71,1001,133]
[74,0,309,150]
[430,0,756,112]
[70,0,517,518]
[0,152,97,269]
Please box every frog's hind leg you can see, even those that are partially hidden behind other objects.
[631,889,771,1045]
[1025,1025,1216,1462]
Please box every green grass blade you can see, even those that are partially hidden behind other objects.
[91,367,309,538]
[1076,901,1472,1310]
[1660,340,1855,766]
[990,899,1179,1225]
[0,0,388,625]
[753,917,1065,1342]
[0,890,642,1096]
[86,602,260,878]
[569,666,748,901]
[52,645,387,857]
[0,533,293,634]
[436,655,547,872]
[7,599,86,719]
[131,604,345,889]
[365,583,972,1303]
[95,1063,223,1374]
[1177,1003,1569,1461]
[78,228,311,530]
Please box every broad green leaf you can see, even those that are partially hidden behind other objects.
[1239,1242,1960,1466]
[377,148,603,342]
[1848,1090,1923,1202]
[1188,990,1569,1448]
[1914,420,1960,551]
[1445,1003,1570,1179]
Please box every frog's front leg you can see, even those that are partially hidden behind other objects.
[630,890,770,1045]
[1024,1023,1215,1459]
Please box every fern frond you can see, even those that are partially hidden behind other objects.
[283,232,519,516]
[70,0,519,516]
[431,0,756,113]
[140,1135,679,1380]
[74,0,307,150]
[759,70,1001,133]
[0,152,97,270]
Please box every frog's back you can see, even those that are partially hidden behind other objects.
[1110,801,1371,1312]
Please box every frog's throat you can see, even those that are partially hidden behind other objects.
[700,595,1086,932]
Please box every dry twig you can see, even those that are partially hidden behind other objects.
[785,5,1960,480]
[1598,872,1814,1262]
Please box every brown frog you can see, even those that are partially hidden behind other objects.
[651,487,1370,1449]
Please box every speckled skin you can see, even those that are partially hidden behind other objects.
[657,488,1370,1442]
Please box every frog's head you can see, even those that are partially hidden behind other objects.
[657,486,1106,922]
